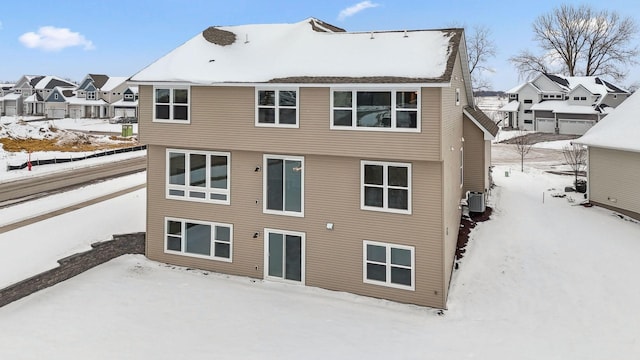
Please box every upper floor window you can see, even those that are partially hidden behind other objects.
[54,94,59,100]
[264,154,304,217]
[154,86,189,123]
[361,160,411,214]
[331,90,419,131]
[87,91,96,100]
[455,88,460,106]
[523,99,533,104]
[166,149,230,204]
[124,93,134,101]
[256,89,298,127]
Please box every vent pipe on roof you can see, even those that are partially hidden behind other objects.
[245,34,249,44]
[370,31,374,39]
[403,30,408,38]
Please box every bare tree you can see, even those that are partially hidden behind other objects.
[512,131,534,172]
[562,143,587,187]
[510,4,639,81]
[467,25,497,92]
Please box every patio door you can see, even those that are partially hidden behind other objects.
[264,229,305,284]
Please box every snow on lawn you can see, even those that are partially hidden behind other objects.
[0,164,639,359]
[532,139,574,150]
[0,118,144,182]
[0,183,145,289]
[37,117,138,134]
[0,149,145,182]
[0,172,145,228]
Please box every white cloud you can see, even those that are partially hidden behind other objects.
[338,1,380,21]
[19,26,94,51]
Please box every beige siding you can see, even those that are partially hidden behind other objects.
[588,147,640,219]
[439,53,465,302]
[146,145,446,307]
[139,86,442,162]
[463,116,486,193]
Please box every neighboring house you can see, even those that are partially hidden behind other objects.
[40,74,137,119]
[1,93,23,116]
[11,75,76,116]
[129,18,497,308]
[72,74,135,118]
[499,73,629,135]
[574,91,640,220]
[111,86,139,118]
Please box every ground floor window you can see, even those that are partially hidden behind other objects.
[363,240,414,290]
[264,228,305,283]
[165,217,232,262]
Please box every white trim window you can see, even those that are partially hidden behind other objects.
[165,217,232,262]
[455,88,460,106]
[263,228,305,284]
[331,89,420,131]
[256,88,299,127]
[154,86,189,122]
[361,160,411,214]
[263,154,304,217]
[86,91,96,100]
[166,149,230,204]
[363,240,415,290]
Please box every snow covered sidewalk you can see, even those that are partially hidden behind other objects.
[0,165,638,359]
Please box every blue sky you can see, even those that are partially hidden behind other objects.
[1,0,640,90]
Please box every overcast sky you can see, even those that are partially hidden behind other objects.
[1,0,640,90]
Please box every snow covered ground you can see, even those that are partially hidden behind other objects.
[0,141,639,358]
[0,117,144,181]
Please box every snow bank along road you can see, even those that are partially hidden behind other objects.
[0,156,146,205]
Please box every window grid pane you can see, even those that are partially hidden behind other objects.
[167,150,230,204]
[165,219,232,261]
[362,162,410,213]
[364,242,413,289]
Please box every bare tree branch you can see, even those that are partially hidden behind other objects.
[562,144,587,187]
[512,131,534,172]
[467,25,497,92]
[509,50,550,80]
[510,4,639,81]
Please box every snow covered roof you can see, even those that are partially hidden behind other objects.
[530,101,599,114]
[498,100,519,112]
[33,76,76,90]
[100,77,129,91]
[67,97,108,105]
[2,93,21,100]
[575,90,640,152]
[111,99,138,107]
[130,18,462,84]
[24,93,44,102]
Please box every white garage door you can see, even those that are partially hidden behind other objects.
[115,108,136,118]
[536,118,556,133]
[47,109,66,119]
[558,119,595,135]
[5,106,16,116]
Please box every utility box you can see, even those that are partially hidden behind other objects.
[468,192,486,213]
[122,124,133,137]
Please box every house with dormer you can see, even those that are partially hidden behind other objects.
[10,75,77,116]
[129,18,498,308]
[499,73,630,135]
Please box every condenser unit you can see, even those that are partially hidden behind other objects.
[468,192,486,213]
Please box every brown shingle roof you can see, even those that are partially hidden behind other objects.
[89,74,109,89]
[464,106,499,137]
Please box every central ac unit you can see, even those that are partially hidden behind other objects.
[468,192,486,213]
